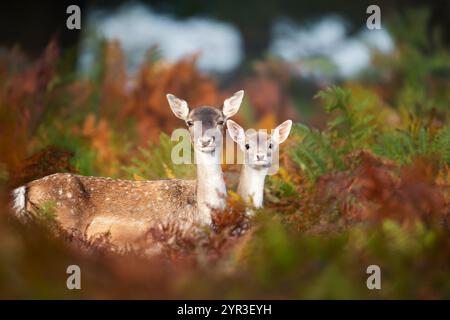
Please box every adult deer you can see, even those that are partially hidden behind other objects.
[227,119,292,210]
[11,91,244,244]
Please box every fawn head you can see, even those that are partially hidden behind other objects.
[167,91,244,153]
[227,119,292,169]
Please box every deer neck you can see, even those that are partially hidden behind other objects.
[194,148,226,225]
[238,165,268,208]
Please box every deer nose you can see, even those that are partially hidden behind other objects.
[256,154,266,161]
[200,136,214,147]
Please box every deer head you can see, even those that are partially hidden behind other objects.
[227,119,292,170]
[166,90,244,154]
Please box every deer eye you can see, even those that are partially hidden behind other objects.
[217,120,224,126]
[186,120,194,127]
[269,143,273,149]
[245,144,250,150]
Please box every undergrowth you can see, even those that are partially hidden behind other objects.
[0,8,449,299]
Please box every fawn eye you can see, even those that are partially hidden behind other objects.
[187,120,194,127]
[217,120,224,126]
[269,143,273,149]
[245,144,250,150]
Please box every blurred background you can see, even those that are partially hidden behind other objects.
[1,0,449,68]
[0,0,449,299]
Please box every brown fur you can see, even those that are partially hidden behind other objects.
[26,173,196,244]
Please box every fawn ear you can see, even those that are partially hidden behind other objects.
[167,94,189,120]
[226,120,245,146]
[223,90,244,118]
[273,120,292,144]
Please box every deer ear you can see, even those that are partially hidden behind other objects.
[226,120,245,146]
[273,120,292,144]
[167,94,189,120]
[223,90,244,118]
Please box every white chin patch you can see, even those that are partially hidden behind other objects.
[198,146,216,153]
[251,161,271,169]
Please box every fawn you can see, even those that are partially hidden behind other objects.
[11,91,244,244]
[226,119,292,210]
